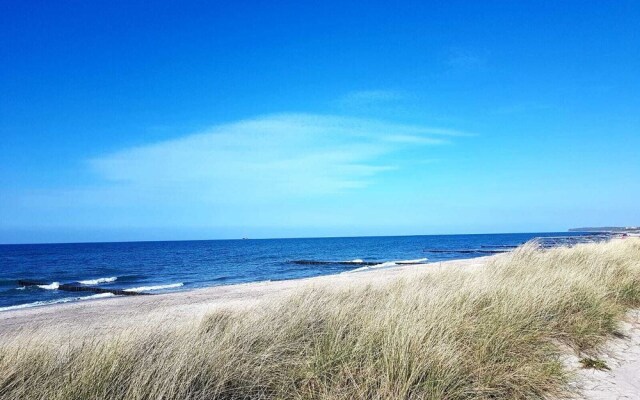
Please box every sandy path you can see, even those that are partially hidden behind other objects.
[566,310,640,400]
[0,256,490,340]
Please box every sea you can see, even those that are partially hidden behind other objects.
[0,232,596,311]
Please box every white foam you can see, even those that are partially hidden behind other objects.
[15,286,26,290]
[123,283,184,292]
[346,259,364,264]
[37,282,59,290]
[395,258,428,264]
[369,261,399,269]
[0,293,115,312]
[78,277,117,285]
[85,293,115,299]
[347,266,371,273]
[344,258,429,273]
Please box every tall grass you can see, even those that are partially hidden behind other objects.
[1,239,639,399]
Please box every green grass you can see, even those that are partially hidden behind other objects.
[0,238,639,399]
[579,357,610,371]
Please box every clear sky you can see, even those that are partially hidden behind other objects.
[1,1,639,244]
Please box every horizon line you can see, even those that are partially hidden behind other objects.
[0,229,582,246]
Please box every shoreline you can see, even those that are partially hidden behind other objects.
[1,240,639,399]
[1,232,610,316]
[0,255,493,340]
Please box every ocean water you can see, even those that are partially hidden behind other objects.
[0,232,591,311]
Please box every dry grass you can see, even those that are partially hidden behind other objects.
[1,238,639,399]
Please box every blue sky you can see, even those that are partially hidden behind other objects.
[1,1,639,243]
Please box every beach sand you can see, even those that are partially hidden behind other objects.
[1,253,638,399]
[0,256,490,340]
[566,309,640,400]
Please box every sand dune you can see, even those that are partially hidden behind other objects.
[1,245,638,399]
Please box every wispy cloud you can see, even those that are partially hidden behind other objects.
[89,113,461,199]
[8,113,469,228]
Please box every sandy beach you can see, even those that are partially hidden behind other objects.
[1,245,638,399]
[567,309,640,400]
[0,256,490,340]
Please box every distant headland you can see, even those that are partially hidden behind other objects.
[569,226,640,233]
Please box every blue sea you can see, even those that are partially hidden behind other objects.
[0,232,592,311]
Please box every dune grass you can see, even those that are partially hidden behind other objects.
[1,238,639,399]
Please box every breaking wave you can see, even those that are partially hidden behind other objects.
[345,258,429,273]
[78,277,117,285]
[0,293,115,312]
[395,258,428,264]
[37,282,59,290]
[290,259,378,266]
[123,283,184,293]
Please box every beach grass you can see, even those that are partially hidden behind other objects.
[1,238,639,399]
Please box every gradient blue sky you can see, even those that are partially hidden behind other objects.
[1,1,639,243]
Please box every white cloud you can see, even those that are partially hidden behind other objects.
[86,113,458,203]
[5,113,469,229]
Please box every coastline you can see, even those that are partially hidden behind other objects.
[0,255,492,340]
[1,240,639,399]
